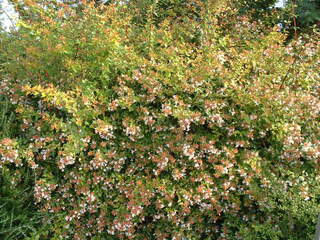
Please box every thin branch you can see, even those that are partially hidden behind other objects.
[293,0,298,40]
[1,7,17,29]
[279,47,303,90]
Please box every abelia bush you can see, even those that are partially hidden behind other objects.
[0,1,320,239]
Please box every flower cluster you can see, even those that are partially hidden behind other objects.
[34,180,57,203]
[0,138,20,167]
[58,152,76,171]
[95,120,114,140]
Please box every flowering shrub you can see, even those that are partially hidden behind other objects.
[0,1,320,239]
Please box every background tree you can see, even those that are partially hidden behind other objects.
[291,0,320,26]
[234,0,279,24]
[280,0,320,37]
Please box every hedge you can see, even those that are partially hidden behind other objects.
[0,1,320,239]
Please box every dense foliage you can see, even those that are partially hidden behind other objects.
[0,0,320,239]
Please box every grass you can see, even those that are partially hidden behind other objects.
[0,94,49,239]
